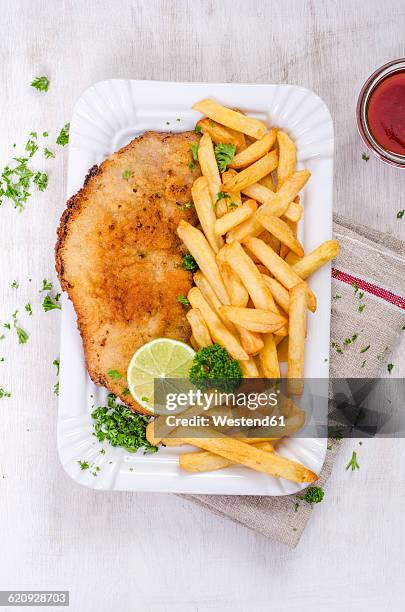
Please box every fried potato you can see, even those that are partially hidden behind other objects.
[198,133,222,207]
[187,287,248,361]
[259,173,276,191]
[219,306,287,333]
[241,183,302,222]
[226,214,263,243]
[191,176,223,252]
[259,333,281,378]
[224,241,278,312]
[239,356,260,377]
[197,118,246,152]
[186,308,212,348]
[177,221,229,304]
[222,151,278,192]
[215,199,257,236]
[288,282,307,395]
[216,247,249,306]
[193,271,237,335]
[179,440,274,472]
[192,99,267,139]
[262,275,290,312]
[177,428,317,482]
[277,130,297,188]
[244,237,316,312]
[257,214,304,257]
[276,335,289,362]
[190,335,199,351]
[220,169,242,213]
[285,251,302,266]
[229,129,277,169]
[255,170,310,219]
[292,240,340,279]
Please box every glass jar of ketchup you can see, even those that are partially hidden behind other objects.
[357,59,405,168]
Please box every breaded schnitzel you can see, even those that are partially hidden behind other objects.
[56,131,200,414]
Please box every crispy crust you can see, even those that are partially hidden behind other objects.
[55,131,200,414]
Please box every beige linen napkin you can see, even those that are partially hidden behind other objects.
[180,214,405,547]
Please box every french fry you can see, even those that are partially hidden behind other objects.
[277,130,297,188]
[220,169,242,214]
[216,247,249,306]
[244,237,316,312]
[276,335,289,362]
[229,129,277,169]
[239,356,260,377]
[192,99,267,139]
[288,282,307,395]
[242,183,302,222]
[226,214,263,243]
[176,428,317,482]
[191,176,223,252]
[214,199,257,236]
[177,221,229,304]
[186,309,212,348]
[187,287,248,361]
[262,275,290,312]
[193,271,238,335]
[257,214,304,256]
[255,170,310,219]
[198,133,222,207]
[259,333,280,378]
[292,240,340,279]
[224,241,278,312]
[237,327,264,356]
[285,251,302,266]
[197,118,246,152]
[179,441,274,472]
[190,335,199,351]
[219,306,287,334]
[260,173,276,190]
[222,151,278,192]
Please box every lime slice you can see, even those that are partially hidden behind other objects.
[127,338,195,413]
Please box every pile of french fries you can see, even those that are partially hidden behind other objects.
[148,99,339,484]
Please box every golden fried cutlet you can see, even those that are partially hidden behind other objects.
[55,131,201,414]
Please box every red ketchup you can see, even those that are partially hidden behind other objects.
[366,71,405,156]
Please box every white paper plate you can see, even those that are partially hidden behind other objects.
[57,80,333,495]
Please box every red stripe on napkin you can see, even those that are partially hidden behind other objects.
[332,268,405,310]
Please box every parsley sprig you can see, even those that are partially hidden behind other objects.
[31,76,50,92]
[214,143,236,173]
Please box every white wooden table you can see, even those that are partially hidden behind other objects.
[1,1,404,610]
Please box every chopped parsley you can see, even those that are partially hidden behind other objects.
[33,171,48,191]
[387,363,394,374]
[25,303,32,316]
[56,123,70,146]
[40,279,53,292]
[42,294,61,312]
[331,341,343,354]
[122,169,131,180]
[360,345,370,353]
[362,152,370,161]
[346,450,360,471]
[53,359,60,395]
[190,143,199,162]
[216,191,231,203]
[91,393,157,454]
[332,294,342,300]
[194,124,202,134]
[188,161,197,171]
[180,201,194,210]
[44,147,55,159]
[0,388,11,399]
[351,282,359,293]
[25,137,39,158]
[107,369,122,380]
[228,201,238,209]
[122,387,130,397]
[141,396,149,402]
[358,304,365,313]
[31,76,50,92]
[77,460,90,471]
[10,280,19,289]
[301,486,324,504]
[343,333,358,346]
[397,210,405,219]
[12,310,29,344]
[177,294,190,308]
[214,143,236,173]
[0,154,48,211]
[182,253,198,272]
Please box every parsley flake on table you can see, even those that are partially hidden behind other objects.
[40,279,53,292]
[362,152,370,161]
[107,369,122,380]
[360,345,370,353]
[42,294,61,312]
[0,388,11,399]
[397,210,404,219]
[33,171,48,191]
[91,393,157,454]
[358,304,365,313]
[30,76,50,92]
[346,450,360,471]
[214,143,236,173]
[387,363,395,374]
[56,123,70,146]
[25,137,39,158]
[44,147,55,159]
[53,359,60,395]
[12,310,29,344]
[10,280,19,289]
[25,303,32,316]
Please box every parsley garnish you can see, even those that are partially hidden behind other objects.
[194,124,202,134]
[362,152,370,161]
[387,363,394,374]
[214,143,236,173]
[0,388,11,399]
[228,201,238,209]
[190,143,199,162]
[177,294,190,308]
[122,387,130,397]
[33,171,48,191]
[122,169,131,180]
[360,345,370,353]
[44,147,55,159]
[91,393,157,454]
[333,294,342,300]
[180,201,194,210]
[25,138,39,158]
[216,191,231,203]
[40,279,53,292]
[397,210,405,219]
[188,161,197,171]
[358,304,365,313]
[10,280,19,289]
[346,450,360,471]
[53,359,60,395]
[30,76,50,92]
[56,123,70,146]
[107,369,122,380]
[12,310,29,344]
[42,294,61,312]
[301,486,324,504]
[182,253,198,272]
[25,303,32,316]
[77,460,90,471]
[0,154,47,211]
[351,282,359,293]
